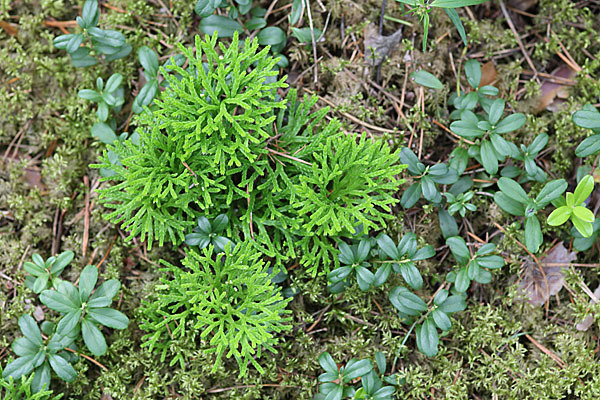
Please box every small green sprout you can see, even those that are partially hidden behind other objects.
[548,175,595,237]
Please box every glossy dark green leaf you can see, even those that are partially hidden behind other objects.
[446,236,470,265]
[413,245,435,261]
[257,27,287,51]
[444,8,466,46]
[66,33,84,54]
[399,147,421,175]
[524,216,542,253]
[373,264,391,287]
[438,295,466,313]
[291,27,322,44]
[199,15,243,38]
[450,120,484,138]
[40,290,79,313]
[400,182,421,209]
[51,251,74,275]
[497,177,528,204]
[377,234,399,259]
[454,267,470,292]
[400,263,423,290]
[494,192,525,216]
[318,352,338,374]
[416,319,439,357]
[48,354,77,382]
[1,354,36,380]
[573,109,600,129]
[56,309,82,335]
[88,308,129,329]
[337,242,354,265]
[411,70,443,90]
[12,337,39,357]
[82,318,107,356]
[495,113,526,133]
[87,279,120,308]
[480,140,498,175]
[53,34,76,49]
[327,266,352,284]
[79,265,98,301]
[432,309,452,331]
[438,208,459,239]
[477,255,503,270]
[343,359,373,382]
[31,362,51,394]
[535,179,567,206]
[389,286,427,316]
[289,0,303,25]
[356,266,374,291]
[91,122,117,144]
[464,59,481,88]
[421,176,437,201]
[195,0,219,17]
[184,232,211,247]
[81,0,100,28]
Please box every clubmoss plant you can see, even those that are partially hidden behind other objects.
[93,32,404,273]
[140,242,292,376]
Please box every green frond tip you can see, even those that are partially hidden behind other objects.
[139,241,292,377]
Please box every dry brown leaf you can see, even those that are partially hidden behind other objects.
[479,61,497,87]
[518,242,576,306]
[3,154,45,190]
[363,24,403,67]
[536,65,575,113]
[576,286,600,331]
[0,20,18,36]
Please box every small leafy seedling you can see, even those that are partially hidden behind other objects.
[548,175,595,237]
[445,191,476,217]
[53,0,131,67]
[314,352,373,400]
[23,251,73,294]
[184,214,233,252]
[389,287,466,356]
[450,98,525,175]
[399,147,458,207]
[494,177,567,253]
[450,59,499,118]
[445,236,504,292]
[327,239,374,293]
[2,315,77,394]
[39,265,129,356]
[512,133,548,181]
[376,233,435,290]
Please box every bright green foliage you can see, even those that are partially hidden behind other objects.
[393,1,488,51]
[574,104,600,157]
[93,32,404,274]
[2,316,77,395]
[140,243,292,376]
[494,177,567,253]
[389,287,466,357]
[445,236,504,293]
[410,70,444,89]
[450,60,499,119]
[52,0,131,67]
[294,134,403,237]
[399,147,458,207]
[23,251,73,294]
[0,366,62,400]
[547,175,595,237]
[184,214,233,251]
[39,265,129,356]
[571,218,600,251]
